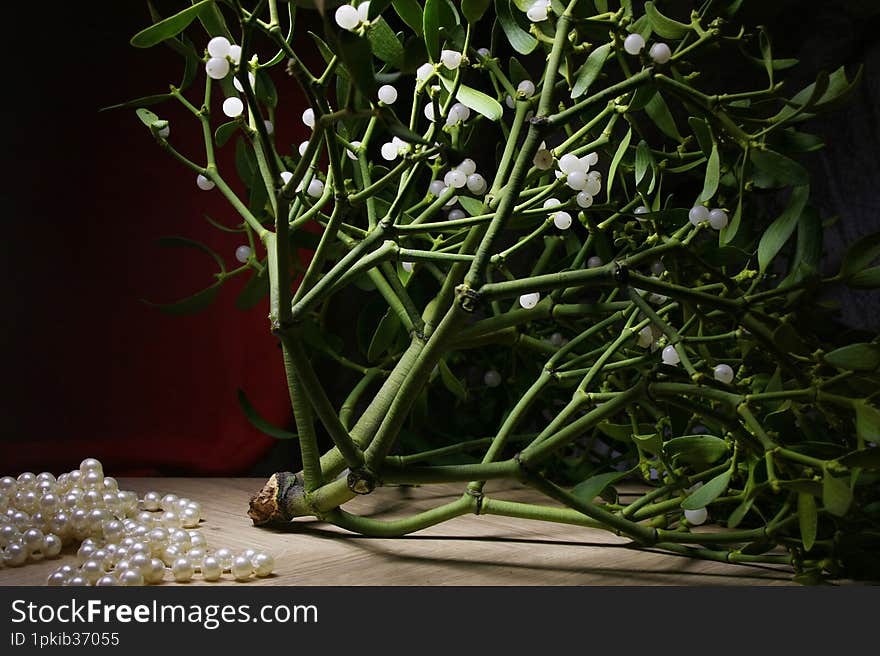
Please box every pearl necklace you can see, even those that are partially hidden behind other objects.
[0,458,275,585]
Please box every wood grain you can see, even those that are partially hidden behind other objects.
[0,478,798,586]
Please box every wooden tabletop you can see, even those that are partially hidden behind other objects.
[1,478,799,586]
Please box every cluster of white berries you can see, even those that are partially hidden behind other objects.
[542,198,572,230]
[203,36,251,119]
[0,459,276,585]
[532,149,602,210]
[381,136,412,161]
[622,34,673,64]
[424,101,471,128]
[428,159,487,201]
[525,0,552,22]
[334,2,372,31]
[689,205,729,230]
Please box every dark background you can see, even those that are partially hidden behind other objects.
[2,1,878,478]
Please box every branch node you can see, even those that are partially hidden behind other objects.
[347,467,378,495]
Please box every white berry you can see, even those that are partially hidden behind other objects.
[335,4,360,30]
[637,326,654,348]
[235,245,252,263]
[346,141,361,160]
[381,142,399,161]
[624,33,646,55]
[477,47,490,58]
[456,158,477,176]
[543,198,562,209]
[440,49,462,70]
[650,42,672,65]
[357,1,371,22]
[444,169,468,189]
[207,36,231,59]
[416,62,434,82]
[634,206,649,221]
[526,1,549,22]
[684,508,708,525]
[196,174,215,191]
[517,80,536,97]
[466,174,487,195]
[448,209,466,221]
[576,192,594,208]
[689,205,710,226]
[662,345,680,366]
[429,179,446,196]
[378,84,398,104]
[587,255,603,268]
[714,364,735,384]
[228,45,242,65]
[307,179,325,198]
[566,170,588,191]
[298,141,309,157]
[483,370,502,387]
[708,208,729,230]
[280,171,293,185]
[264,120,274,135]
[553,211,573,230]
[222,97,244,118]
[519,292,541,309]
[205,57,230,80]
[558,153,581,174]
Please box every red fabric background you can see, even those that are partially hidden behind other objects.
[2,4,313,476]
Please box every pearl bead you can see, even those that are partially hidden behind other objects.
[82,470,102,489]
[483,370,502,387]
[162,545,182,566]
[214,547,234,572]
[17,472,36,488]
[714,364,735,384]
[145,558,166,584]
[81,559,104,584]
[142,491,161,511]
[119,568,145,586]
[47,571,68,586]
[4,542,28,566]
[624,33,646,55]
[66,575,90,586]
[95,574,118,587]
[689,205,709,226]
[231,555,253,581]
[171,557,195,582]
[378,84,397,104]
[662,345,681,366]
[160,511,180,529]
[188,548,207,569]
[201,556,222,581]
[650,43,672,65]
[519,292,541,309]
[207,36,231,59]
[0,476,17,493]
[684,508,708,525]
[252,552,275,577]
[170,529,191,548]
[130,552,152,574]
[42,533,62,558]
[188,531,207,549]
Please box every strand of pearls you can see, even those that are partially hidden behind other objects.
[0,459,275,586]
